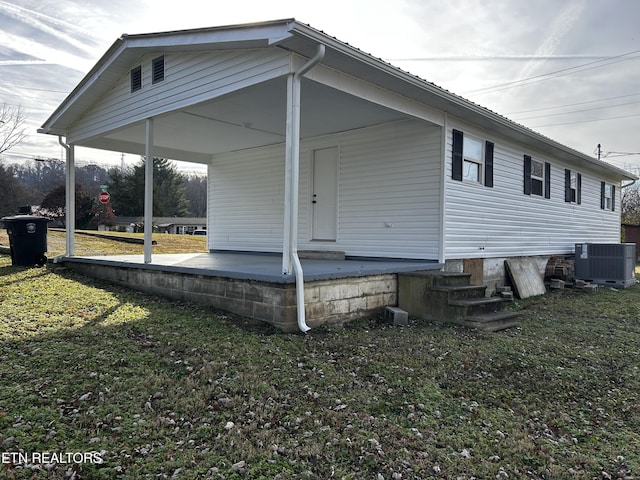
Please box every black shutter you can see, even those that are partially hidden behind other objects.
[130,66,142,93]
[152,56,165,84]
[544,162,551,199]
[484,141,494,187]
[523,155,532,195]
[452,129,463,181]
[564,169,571,202]
[577,174,582,204]
[601,182,606,209]
[612,185,616,211]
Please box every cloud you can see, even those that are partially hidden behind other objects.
[0,0,638,170]
[0,1,102,58]
[516,0,586,81]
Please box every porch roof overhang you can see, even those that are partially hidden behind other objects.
[39,18,635,182]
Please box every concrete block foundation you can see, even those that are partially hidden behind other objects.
[62,260,398,332]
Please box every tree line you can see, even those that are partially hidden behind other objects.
[0,157,207,228]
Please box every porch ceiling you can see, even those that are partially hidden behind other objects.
[79,77,410,164]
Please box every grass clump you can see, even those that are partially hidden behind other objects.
[0,254,639,479]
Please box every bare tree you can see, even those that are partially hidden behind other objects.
[622,183,640,225]
[0,104,27,155]
[184,174,207,217]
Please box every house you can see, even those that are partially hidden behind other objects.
[154,217,206,235]
[108,216,207,234]
[38,19,635,331]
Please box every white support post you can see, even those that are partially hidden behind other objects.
[290,74,301,262]
[66,143,75,256]
[144,118,154,264]
[438,113,447,264]
[282,74,294,275]
[58,137,75,257]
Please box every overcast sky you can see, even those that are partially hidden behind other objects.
[1,0,639,174]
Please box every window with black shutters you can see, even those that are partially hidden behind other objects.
[564,169,582,204]
[601,182,616,211]
[451,129,494,187]
[523,155,550,198]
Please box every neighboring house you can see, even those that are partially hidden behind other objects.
[106,216,140,233]
[39,19,635,305]
[155,218,207,235]
[101,216,206,233]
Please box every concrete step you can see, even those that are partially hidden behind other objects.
[448,296,509,318]
[298,250,346,260]
[432,285,487,300]
[464,311,520,332]
[433,272,473,287]
[399,271,472,288]
[449,296,508,307]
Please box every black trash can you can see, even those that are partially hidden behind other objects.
[1,215,49,266]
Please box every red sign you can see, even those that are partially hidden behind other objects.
[98,191,110,204]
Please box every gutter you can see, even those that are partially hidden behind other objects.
[290,44,326,333]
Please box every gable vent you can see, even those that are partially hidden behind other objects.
[130,65,142,93]
[152,55,165,84]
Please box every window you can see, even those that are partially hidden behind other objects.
[463,136,482,182]
[565,169,582,204]
[524,155,550,198]
[601,182,616,211]
[130,65,142,93]
[451,129,494,187]
[152,55,165,84]
[531,160,544,196]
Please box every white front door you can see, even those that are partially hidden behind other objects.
[312,147,338,241]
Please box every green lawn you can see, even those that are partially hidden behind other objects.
[0,250,639,479]
[0,229,207,257]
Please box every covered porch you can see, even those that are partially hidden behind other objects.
[39,20,448,331]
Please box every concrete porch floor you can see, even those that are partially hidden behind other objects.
[60,252,442,283]
[59,252,442,331]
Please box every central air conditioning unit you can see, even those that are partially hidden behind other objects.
[574,243,636,288]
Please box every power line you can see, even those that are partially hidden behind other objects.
[602,151,640,158]
[0,100,57,112]
[511,100,640,121]
[530,112,640,128]
[388,54,613,62]
[462,49,640,96]
[504,91,640,115]
[7,85,69,94]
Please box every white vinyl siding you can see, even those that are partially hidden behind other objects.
[67,49,291,144]
[445,124,621,259]
[208,145,285,252]
[209,120,442,259]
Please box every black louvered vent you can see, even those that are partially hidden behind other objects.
[130,65,142,92]
[152,56,165,84]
